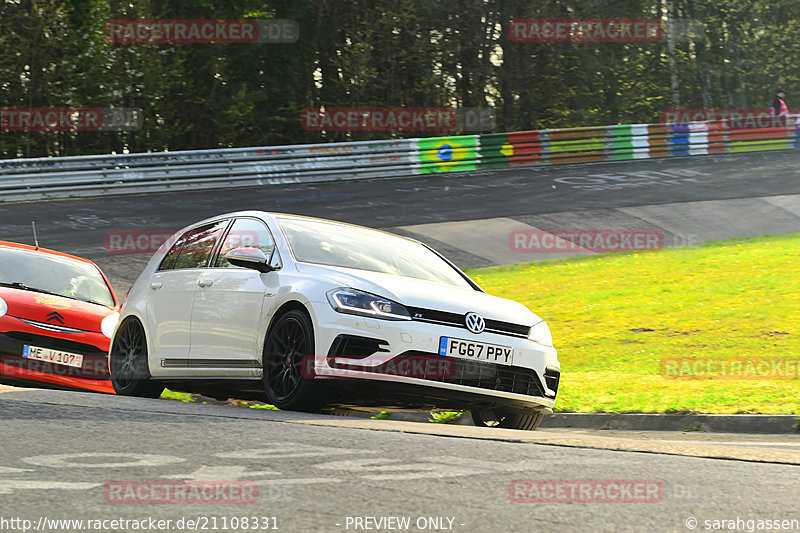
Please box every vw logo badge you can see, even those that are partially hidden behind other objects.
[465,312,485,334]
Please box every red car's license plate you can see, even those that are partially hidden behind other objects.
[23,345,84,368]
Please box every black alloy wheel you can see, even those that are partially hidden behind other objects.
[109,318,164,398]
[263,309,326,411]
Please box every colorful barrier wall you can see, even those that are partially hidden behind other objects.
[2,116,799,200]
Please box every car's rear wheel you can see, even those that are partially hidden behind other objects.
[110,318,164,398]
[471,408,545,431]
[263,309,326,412]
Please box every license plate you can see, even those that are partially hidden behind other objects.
[439,337,513,365]
[23,345,84,369]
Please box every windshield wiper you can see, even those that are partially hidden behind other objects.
[0,281,74,299]
[0,281,109,307]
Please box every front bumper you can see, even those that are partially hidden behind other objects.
[0,326,114,394]
[309,303,560,411]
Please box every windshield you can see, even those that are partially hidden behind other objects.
[278,217,473,289]
[0,248,115,308]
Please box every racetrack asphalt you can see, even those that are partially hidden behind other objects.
[1,386,800,533]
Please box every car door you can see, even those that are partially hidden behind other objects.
[146,220,229,367]
[189,217,281,375]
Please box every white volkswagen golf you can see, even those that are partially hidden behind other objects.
[109,211,560,430]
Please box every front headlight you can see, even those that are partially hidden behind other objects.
[530,320,553,347]
[0,296,7,318]
[327,288,411,321]
[101,312,120,339]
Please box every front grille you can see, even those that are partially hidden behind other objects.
[4,331,106,357]
[15,317,88,334]
[327,334,389,360]
[406,307,530,338]
[370,352,547,398]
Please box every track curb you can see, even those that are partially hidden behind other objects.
[358,411,800,434]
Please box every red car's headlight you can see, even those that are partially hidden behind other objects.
[101,313,120,339]
[0,296,7,318]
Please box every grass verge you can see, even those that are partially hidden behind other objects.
[465,234,800,414]
[160,389,278,410]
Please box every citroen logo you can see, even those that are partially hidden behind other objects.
[465,312,485,334]
[46,311,64,324]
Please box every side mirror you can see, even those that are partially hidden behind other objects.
[225,247,274,273]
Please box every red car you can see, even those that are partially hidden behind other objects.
[0,241,120,393]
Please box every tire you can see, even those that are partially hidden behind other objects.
[262,309,326,412]
[109,318,164,398]
[471,407,545,431]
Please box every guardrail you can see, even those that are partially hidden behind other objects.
[2,116,799,201]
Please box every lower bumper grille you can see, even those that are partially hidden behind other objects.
[544,368,560,396]
[368,352,549,399]
[0,331,109,378]
[327,334,389,360]
[4,331,106,357]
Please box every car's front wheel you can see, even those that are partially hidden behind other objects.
[263,309,326,412]
[109,318,164,398]
[471,407,545,431]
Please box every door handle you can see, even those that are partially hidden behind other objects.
[150,282,163,290]
[198,279,213,288]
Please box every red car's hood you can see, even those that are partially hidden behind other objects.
[0,287,116,333]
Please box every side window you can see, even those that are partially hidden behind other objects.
[158,233,188,271]
[167,220,228,270]
[215,218,278,268]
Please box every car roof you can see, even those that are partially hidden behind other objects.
[0,240,97,265]
[191,210,421,243]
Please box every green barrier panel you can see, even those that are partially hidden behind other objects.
[609,125,635,160]
[609,126,654,160]
[478,133,511,168]
[417,135,478,173]
[728,139,792,153]
[547,138,605,153]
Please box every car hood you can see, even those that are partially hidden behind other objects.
[294,263,542,326]
[0,287,115,332]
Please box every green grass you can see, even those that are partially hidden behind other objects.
[465,234,800,414]
[429,411,464,424]
[160,389,195,402]
[160,389,278,410]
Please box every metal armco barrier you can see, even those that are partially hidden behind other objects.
[2,117,799,201]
